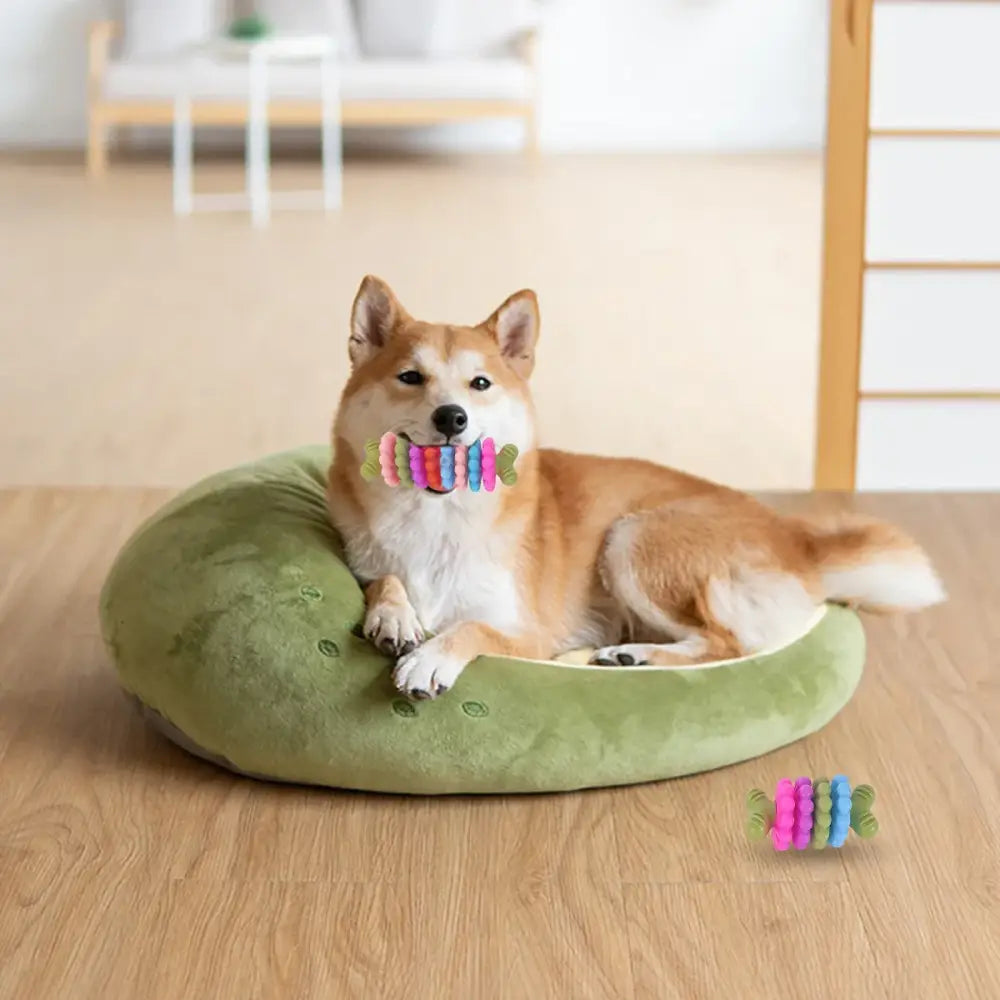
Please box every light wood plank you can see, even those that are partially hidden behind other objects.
[0,153,823,491]
[624,883,880,999]
[2,489,999,997]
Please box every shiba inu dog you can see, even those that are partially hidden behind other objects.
[327,276,944,699]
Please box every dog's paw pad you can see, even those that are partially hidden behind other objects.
[364,602,424,657]
[392,642,465,700]
[589,646,649,667]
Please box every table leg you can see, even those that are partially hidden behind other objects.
[247,50,270,226]
[172,92,193,215]
[320,53,342,211]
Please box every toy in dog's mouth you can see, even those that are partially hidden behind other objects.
[360,432,518,493]
[390,432,440,494]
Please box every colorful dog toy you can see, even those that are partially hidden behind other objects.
[745,775,878,851]
[360,433,519,492]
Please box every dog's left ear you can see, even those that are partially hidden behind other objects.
[349,275,409,367]
[483,289,539,378]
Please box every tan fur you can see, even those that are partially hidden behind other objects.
[329,277,944,696]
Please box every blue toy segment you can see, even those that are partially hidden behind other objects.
[440,446,455,490]
[468,440,482,492]
[828,774,852,848]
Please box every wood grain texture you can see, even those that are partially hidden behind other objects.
[814,0,873,490]
[1,489,999,998]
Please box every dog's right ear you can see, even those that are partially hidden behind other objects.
[349,275,407,366]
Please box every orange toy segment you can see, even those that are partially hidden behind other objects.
[424,446,443,491]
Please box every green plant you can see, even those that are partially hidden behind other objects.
[228,14,271,40]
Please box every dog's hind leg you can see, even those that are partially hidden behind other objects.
[590,498,821,667]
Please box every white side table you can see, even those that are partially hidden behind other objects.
[173,35,342,225]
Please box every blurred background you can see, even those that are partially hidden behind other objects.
[1,0,830,490]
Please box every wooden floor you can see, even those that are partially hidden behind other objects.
[1,489,998,999]
[0,152,822,490]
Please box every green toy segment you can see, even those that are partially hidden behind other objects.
[745,788,773,842]
[395,436,411,485]
[850,784,879,838]
[360,440,380,481]
[100,446,867,795]
[811,778,833,850]
[496,444,519,486]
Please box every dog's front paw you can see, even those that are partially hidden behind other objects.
[589,644,649,666]
[392,641,466,700]
[365,600,425,658]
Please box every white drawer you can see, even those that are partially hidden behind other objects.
[861,271,1000,392]
[866,137,1000,262]
[871,1,1000,130]
[857,399,1000,490]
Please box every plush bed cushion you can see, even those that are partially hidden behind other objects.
[99,447,866,796]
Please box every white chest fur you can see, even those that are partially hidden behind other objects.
[338,487,524,635]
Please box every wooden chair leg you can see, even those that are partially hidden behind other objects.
[87,114,108,177]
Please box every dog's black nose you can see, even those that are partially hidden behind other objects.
[431,404,468,439]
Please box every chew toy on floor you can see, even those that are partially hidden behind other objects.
[360,433,519,491]
[745,776,878,851]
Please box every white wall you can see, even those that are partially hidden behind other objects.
[0,0,107,147]
[0,0,829,151]
[541,0,829,151]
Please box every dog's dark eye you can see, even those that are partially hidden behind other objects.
[470,376,492,391]
[397,370,424,386]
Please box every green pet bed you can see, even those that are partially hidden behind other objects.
[99,447,866,795]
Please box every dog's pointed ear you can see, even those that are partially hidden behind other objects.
[349,275,408,366]
[483,289,539,378]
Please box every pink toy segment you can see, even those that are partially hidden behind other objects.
[792,777,814,850]
[454,447,467,488]
[770,778,795,852]
[481,438,497,492]
[379,433,400,487]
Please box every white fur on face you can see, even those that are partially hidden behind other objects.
[338,345,535,456]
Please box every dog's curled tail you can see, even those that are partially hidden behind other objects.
[792,512,946,613]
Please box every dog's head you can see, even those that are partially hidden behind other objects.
[335,276,539,456]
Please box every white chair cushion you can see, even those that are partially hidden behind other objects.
[117,0,221,58]
[342,58,530,100]
[104,55,531,102]
[251,0,362,59]
[356,0,538,58]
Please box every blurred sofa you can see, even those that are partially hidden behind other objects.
[87,0,540,174]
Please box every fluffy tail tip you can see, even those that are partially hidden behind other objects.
[821,556,946,612]
[798,513,946,612]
